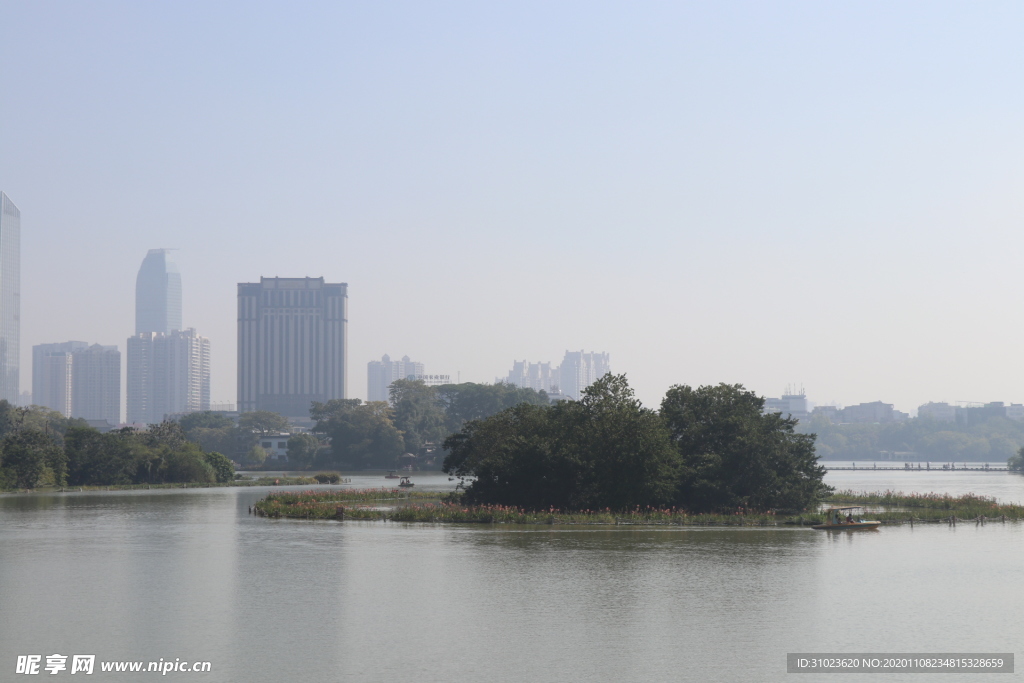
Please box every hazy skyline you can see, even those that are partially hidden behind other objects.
[3,2,1024,416]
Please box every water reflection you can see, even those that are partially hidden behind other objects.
[1,489,1021,683]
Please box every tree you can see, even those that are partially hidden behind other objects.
[1010,446,1024,472]
[435,382,551,434]
[445,374,679,510]
[285,433,321,470]
[246,445,268,467]
[238,411,290,438]
[660,383,830,512]
[312,398,404,469]
[204,451,235,483]
[1,428,66,488]
[389,379,446,453]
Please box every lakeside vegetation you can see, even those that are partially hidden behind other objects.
[801,413,1024,463]
[254,488,1024,525]
[444,375,830,513]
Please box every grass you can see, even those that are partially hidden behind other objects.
[252,488,1024,525]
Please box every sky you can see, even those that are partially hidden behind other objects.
[3,1,1024,418]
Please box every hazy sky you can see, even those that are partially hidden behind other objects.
[3,2,1024,417]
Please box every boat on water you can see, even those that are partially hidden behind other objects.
[384,471,400,479]
[398,476,414,488]
[813,506,881,531]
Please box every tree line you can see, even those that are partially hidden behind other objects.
[308,380,551,469]
[0,403,233,489]
[444,374,830,513]
[801,413,1024,462]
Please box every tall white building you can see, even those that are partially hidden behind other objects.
[33,342,120,423]
[136,249,182,335]
[502,351,610,400]
[503,361,556,393]
[237,277,347,417]
[558,350,611,400]
[367,354,424,402]
[127,329,210,424]
[0,193,20,403]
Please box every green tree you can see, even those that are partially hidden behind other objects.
[246,445,269,467]
[312,399,404,469]
[1,428,66,488]
[435,382,551,434]
[1010,446,1024,472]
[204,451,235,483]
[389,379,446,453]
[660,383,830,512]
[444,374,679,510]
[238,411,290,438]
[285,433,321,470]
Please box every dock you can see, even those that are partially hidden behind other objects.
[826,464,1009,472]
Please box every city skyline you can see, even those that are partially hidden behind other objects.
[6,4,1024,414]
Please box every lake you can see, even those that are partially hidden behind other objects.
[1,470,1021,682]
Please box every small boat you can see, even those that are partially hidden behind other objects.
[398,476,414,488]
[384,471,400,479]
[813,506,881,531]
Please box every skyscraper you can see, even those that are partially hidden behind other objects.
[0,193,20,403]
[33,342,120,424]
[135,249,182,335]
[237,277,347,417]
[127,329,210,424]
[558,350,610,400]
[367,354,424,402]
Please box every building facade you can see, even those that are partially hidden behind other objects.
[33,342,120,423]
[558,350,610,400]
[0,193,20,404]
[764,393,810,421]
[367,354,424,402]
[135,249,182,335]
[501,351,609,399]
[127,329,210,424]
[503,361,556,393]
[237,277,347,417]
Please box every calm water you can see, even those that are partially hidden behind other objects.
[2,472,1022,682]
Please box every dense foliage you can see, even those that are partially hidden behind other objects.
[800,414,1024,463]
[309,381,552,470]
[444,376,831,513]
[0,404,235,489]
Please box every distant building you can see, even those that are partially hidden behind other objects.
[918,402,957,422]
[502,351,609,399]
[257,432,292,462]
[135,249,182,335]
[840,401,894,424]
[367,354,424,402]
[764,393,810,421]
[559,351,610,400]
[811,405,841,422]
[237,277,348,417]
[411,374,450,388]
[127,329,210,424]
[32,342,120,424]
[0,193,20,403]
[1006,404,1024,421]
[503,361,556,393]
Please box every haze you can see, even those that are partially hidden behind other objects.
[3,2,1023,418]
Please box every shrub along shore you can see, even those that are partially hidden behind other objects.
[252,488,1024,526]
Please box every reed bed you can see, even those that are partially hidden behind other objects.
[253,488,1024,525]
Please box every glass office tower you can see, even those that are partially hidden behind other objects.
[0,193,20,404]
[135,249,182,334]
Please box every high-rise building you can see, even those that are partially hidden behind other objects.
[503,360,556,393]
[127,329,210,424]
[0,193,20,403]
[135,249,182,335]
[237,277,347,417]
[32,342,120,423]
[501,351,609,400]
[558,351,610,400]
[367,354,424,402]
